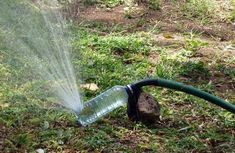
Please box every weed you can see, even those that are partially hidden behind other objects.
[217,64,235,78]
[124,6,135,19]
[185,38,208,52]
[229,0,235,21]
[180,61,211,80]
[136,18,146,27]
[155,58,179,79]
[149,0,161,10]
[3,132,34,152]
[82,0,98,6]
[84,129,110,149]
[230,11,235,21]
[83,0,124,7]
[181,0,215,23]
[101,0,124,8]
[180,32,208,57]
[13,133,33,148]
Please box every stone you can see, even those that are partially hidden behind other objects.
[136,92,161,124]
[36,149,44,153]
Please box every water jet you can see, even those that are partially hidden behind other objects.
[0,0,83,112]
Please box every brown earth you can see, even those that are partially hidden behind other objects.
[69,1,235,40]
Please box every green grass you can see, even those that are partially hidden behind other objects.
[101,0,124,7]
[73,28,155,89]
[1,2,235,152]
[149,0,161,10]
[230,11,235,21]
[1,23,235,152]
[181,0,215,23]
[229,0,235,21]
[82,0,124,7]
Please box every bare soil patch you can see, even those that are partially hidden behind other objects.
[71,1,235,40]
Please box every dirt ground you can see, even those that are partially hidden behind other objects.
[71,1,235,40]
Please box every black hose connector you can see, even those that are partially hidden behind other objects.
[125,85,141,121]
[126,78,235,119]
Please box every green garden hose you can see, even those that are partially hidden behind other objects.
[129,78,235,113]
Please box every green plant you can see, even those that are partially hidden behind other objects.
[101,0,124,7]
[82,0,98,6]
[182,0,215,22]
[229,0,235,21]
[230,11,235,21]
[185,39,208,52]
[155,58,179,79]
[124,6,135,19]
[84,130,110,149]
[149,0,161,10]
[180,61,210,80]
[182,32,208,56]
[217,64,235,78]
[83,0,124,7]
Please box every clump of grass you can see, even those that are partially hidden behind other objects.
[180,61,211,81]
[101,0,124,7]
[155,53,181,79]
[124,0,161,19]
[149,0,161,10]
[230,11,235,21]
[217,64,235,78]
[181,0,215,22]
[181,32,208,57]
[184,39,207,52]
[229,0,235,21]
[124,6,135,19]
[82,0,98,6]
[83,0,124,7]
[96,35,152,53]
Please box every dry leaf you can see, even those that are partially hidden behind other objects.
[0,102,9,109]
[163,33,174,39]
[80,83,99,91]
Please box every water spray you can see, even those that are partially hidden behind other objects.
[76,78,235,126]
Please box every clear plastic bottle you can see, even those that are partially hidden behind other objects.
[76,86,129,126]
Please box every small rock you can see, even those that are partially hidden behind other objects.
[58,140,64,145]
[36,149,44,153]
[106,8,112,12]
[137,92,161,124]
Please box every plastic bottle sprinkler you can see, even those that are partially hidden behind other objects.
[76,78,235,126]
